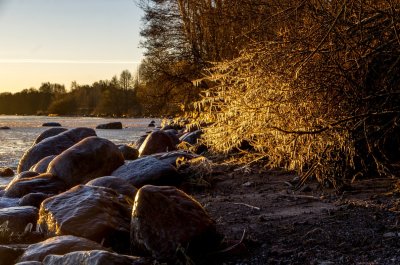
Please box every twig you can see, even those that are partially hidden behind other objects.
[233,202,261,211]
[295,0,347,78]
[209,229,247,255]
[301,227,329,239]
[278,194,321,201]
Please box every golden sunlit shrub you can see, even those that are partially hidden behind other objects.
[191,0,400,187]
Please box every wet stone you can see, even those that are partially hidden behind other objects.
[18,127,96,173]
[130,185,219,261]
[47,137,124,187]
[38,185,131,251]
[111,156,181,188]
[18,235,106,262]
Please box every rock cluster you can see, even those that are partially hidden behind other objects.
[0,123,216,264]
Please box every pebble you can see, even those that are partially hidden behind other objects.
[242,181,253,187]
[383,232,400,238]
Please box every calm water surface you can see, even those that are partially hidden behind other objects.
[0,116,159,180]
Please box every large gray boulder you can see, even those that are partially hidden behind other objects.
[18,127,96,173]
[42,250,151,265]
[4,173,66,198]
[38,185,131,251]
[111,156,181,188]
[17,235,106,263]
[34,128,67,145]
[47,137,124,187]
[29,156,56,174]
[86,176,137,199]
[151,151,200,167]
[130,185,218,261]
[0,206,38,232]
[138,130,177,157]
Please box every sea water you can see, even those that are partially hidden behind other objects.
[0,115,158,173]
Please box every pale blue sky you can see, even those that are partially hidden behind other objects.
[0,0,144,92]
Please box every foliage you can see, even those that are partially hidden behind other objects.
[0,70,142,117]
[192,0,400,187]
[136,0,273,115]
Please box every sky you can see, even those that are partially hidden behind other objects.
[0,0,144,93]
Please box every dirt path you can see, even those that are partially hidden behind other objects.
[190,164,400,265]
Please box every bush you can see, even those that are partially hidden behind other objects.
[192,1,400,188]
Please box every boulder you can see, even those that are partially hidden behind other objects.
[138,130,177,157]
[118,145,139,160]
[18,235,106,262]
[179,130,203,145]
[4,173,66,198]
[0,245,26,265]
[38,185,131,251]
[6,171,40,191]
[47,137,124,187]
[162,129,181,146]
[29,156,56,174]
[0,167,14,177]
[19,193,52,208]
[0,206,38,232]
[18,127,96,173]
[42,250,151,265]
[86,176,137,199]
[41,122,61,127]
[0,197,20,209]
[147,123,155,127]
[152,151,200,167]
[161,125,174,131]
[111,156,181,188]
[131,185,218,260]
[33,128,67,145]
[0,126,10,130]
[133,135,147,149]
[96,122,123,129]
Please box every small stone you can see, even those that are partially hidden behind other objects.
[0,167,14,177]
[383,232,397,238]
[42,122,62,127]
[95,122,123,129]
[242,181,253,187]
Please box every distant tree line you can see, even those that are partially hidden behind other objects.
[0,70,166,117]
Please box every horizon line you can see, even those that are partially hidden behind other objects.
[0,59,142,64]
